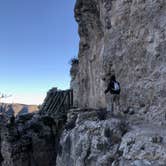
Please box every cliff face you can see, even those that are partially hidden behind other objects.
[0,113,65,166]
[71,0,166,123]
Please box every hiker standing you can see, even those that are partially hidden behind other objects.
[104,75,121,114]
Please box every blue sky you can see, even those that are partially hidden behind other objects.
[0,0,79,104]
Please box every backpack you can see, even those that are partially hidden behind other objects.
[111,81,120,94]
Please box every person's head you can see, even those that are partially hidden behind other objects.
[111,75,116,81]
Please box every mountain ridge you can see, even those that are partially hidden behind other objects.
[0,103,39,116]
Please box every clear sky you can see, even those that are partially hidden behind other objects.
[0,0,79,105]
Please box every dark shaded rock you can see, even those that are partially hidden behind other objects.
[65,114,77,131]
[0,112,66,166]
[96,109,107,120]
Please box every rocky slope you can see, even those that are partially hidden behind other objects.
[71,0,166,124]
[57,109,166,166]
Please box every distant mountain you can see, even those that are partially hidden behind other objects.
[0,103,39,116]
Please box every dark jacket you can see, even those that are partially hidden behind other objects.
[105,80,120,94]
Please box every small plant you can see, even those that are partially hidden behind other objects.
[70,57,79,65]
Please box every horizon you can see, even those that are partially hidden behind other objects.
[0,0,79,105]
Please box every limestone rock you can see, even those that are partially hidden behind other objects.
[119,124,166,165]
[56,109,127,166]
[72,0,166,124]
[70,59,80,108]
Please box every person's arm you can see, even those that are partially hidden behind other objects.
[104,81,111,94]
[105,81,115,94]
[104,87,109,94]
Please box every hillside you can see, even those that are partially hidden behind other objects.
[0,103,39,116]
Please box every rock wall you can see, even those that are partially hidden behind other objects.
[71,0,166,123]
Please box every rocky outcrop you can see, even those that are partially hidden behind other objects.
[71,0,166,124]
[70,59,80,108]
[119,124,166,165]
[0,112,66,166]
[57,109,127,166]
[71,0,105,109]
[57,109,166,166]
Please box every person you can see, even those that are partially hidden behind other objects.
[104,75,121,114]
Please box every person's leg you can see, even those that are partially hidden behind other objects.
[117,94,121,112]
[113,94,119,115]
[112,95,115,114]
[106,93,113,113]
[116,94,124,116]
[116,94,120,112]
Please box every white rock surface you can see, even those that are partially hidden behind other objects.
[57,109,127,166]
